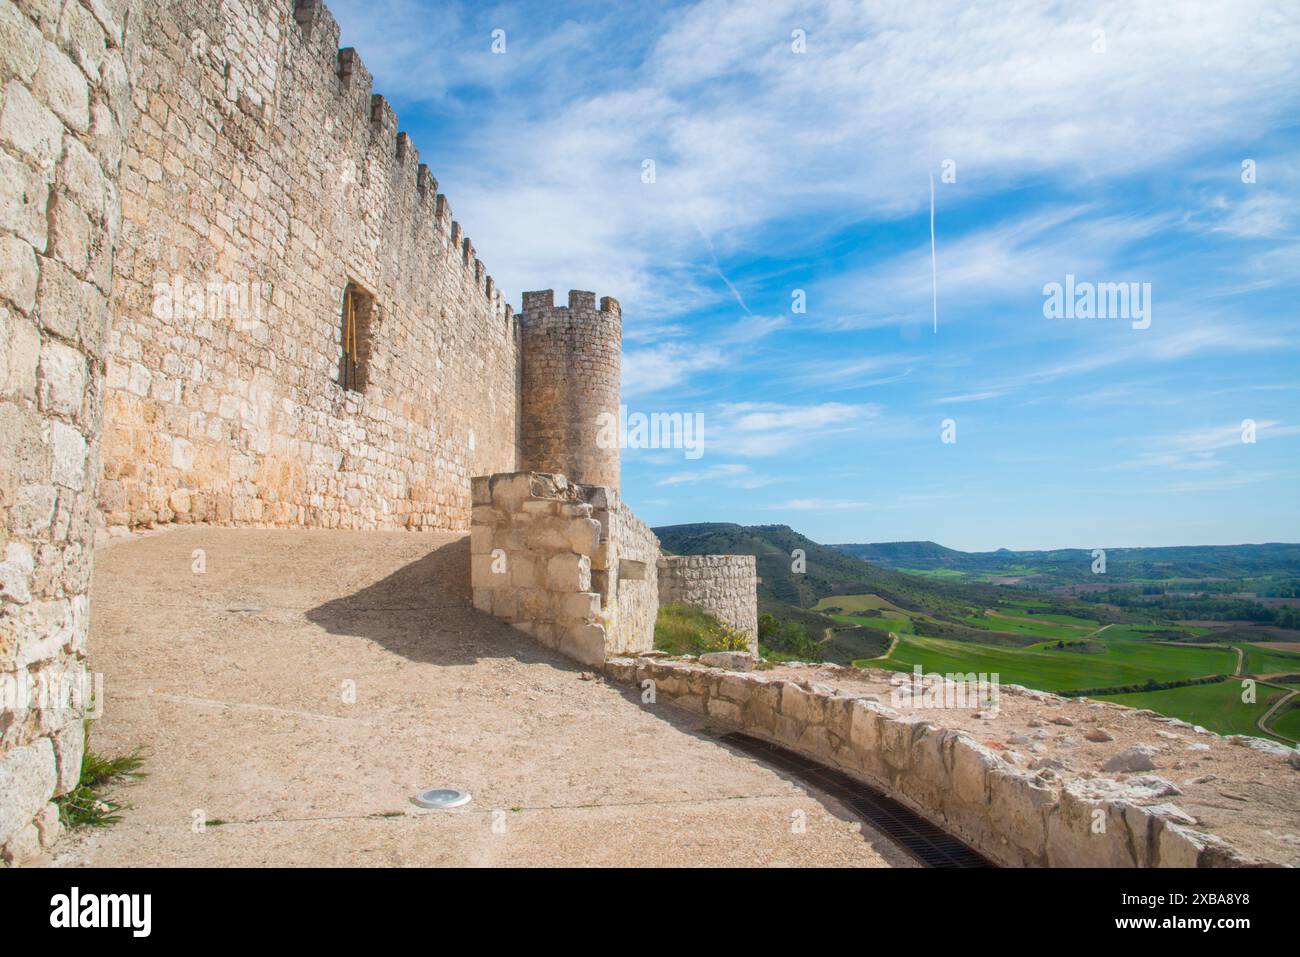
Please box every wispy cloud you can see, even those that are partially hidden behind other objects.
[708,401,874,456]
[656,463,781,488]
[332,0,1300,318]
[622,343,726,396]
[761,498,867,511]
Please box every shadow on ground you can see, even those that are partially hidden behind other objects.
[303,536,563,669]
[302,533,911,863]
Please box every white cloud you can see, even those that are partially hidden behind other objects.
[1115,420,1300,472]
[761,498,867,511]
[621,343,727,396]
[656,463,781,488]
[332,0,1300,320]
[707,400,873,456]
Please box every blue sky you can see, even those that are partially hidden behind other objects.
[330,0,1300,550]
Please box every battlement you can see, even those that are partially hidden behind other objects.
[284,2,512,331]
[521,289,622,318]
[518,289,622,491]
[84,0,527,541]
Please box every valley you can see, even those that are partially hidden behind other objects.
[654,523,1300,743]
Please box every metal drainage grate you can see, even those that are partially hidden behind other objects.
[412,787,472,810]
[716,731,993,868]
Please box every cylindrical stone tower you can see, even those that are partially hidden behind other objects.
[519,289,621,492]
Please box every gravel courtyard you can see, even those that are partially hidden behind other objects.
[39,527,912,868]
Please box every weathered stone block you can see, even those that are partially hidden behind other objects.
[1,821,41,864]
[49,420,87,489]
[469,523,492,555]
[567,517,601,554]
[34,800,61,847]
[0,78,63,168]
[0,737,58,847]
[50,717,84,790]
[559,622,606,666]
[470,505,501,525]
[706,697,743,723]
[0,2,43,84]
[32,39,89,132]
[0,148,50,248]
[470,553,504,587]
[491,589,517,620]
[560,590,600,622]
[782,682,825,726]
[38,339,86,417]
[546,553,590,592]
[0,233,38,313]
[489,473,537,510]
[950,735,997,807]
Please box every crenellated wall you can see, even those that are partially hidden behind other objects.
[98,0,522,532]
[1,0,751,865]
[519,289,621,493]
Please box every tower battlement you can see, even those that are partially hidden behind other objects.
[519,290,623,491]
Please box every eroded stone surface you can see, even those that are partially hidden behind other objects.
[605,657,1300,868]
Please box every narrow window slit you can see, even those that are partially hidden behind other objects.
[340,281,376,393]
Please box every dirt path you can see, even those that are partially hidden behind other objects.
[38,527,911,868]
[1148,641,1295,742]
[1256,682,1299,745]
[859,631,899,662]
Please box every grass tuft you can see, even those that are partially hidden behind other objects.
[55,725,146,829]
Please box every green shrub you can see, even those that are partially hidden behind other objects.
[758,613,822,661]
[655,603,750,656]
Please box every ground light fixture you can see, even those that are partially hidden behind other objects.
[412,788,472,810]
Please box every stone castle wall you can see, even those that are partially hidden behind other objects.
[470,471,611,666]
[605,501,658,655]
[0,0,135,862]
[0,0,743,864]
[657,555,759,653]
[519,290,621,492]
[98,0,522,532]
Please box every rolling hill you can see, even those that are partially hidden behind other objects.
[832,540,1300,588]
[654,522,1001,616]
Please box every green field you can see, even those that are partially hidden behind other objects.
[829,612,915,634]
[1103,624,1200,641]
[1096,680,1289,741]
[993,601,1102,629]
[1239,643,1300,676]
[854,631,1234,693]
[1271,702,1300,741]
[896,567,970,580]
[813,594,907,614]
[819,593,1293,737]
[962,612,1093,641]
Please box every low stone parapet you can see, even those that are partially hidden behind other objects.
[657,555,758,653]
[604,656,1292,867]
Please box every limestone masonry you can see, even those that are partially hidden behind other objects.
[658,554,759,654]
[2,0,1288,869]
[606,657,1300,866]
[0,0,754,863]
